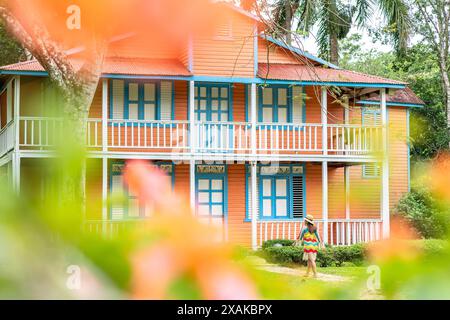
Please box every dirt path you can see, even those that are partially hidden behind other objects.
[247,256,349,282]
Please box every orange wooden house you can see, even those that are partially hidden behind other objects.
[0,2,424,248]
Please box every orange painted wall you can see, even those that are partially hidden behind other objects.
[258,39,299,65]
[192,12,255,78]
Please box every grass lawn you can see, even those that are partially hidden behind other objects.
[251,266,369,299]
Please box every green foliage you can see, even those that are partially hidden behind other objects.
[341,39,450,161]
[395,187,450,239]
[261,241,366,267]
[261,239,295,249]
[0,23,26,66]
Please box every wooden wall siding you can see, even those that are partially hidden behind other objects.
[192,14,255,78]
[86,158,103,220]
[388,107,408,209]
[305,163,323,218]
[173,163,191,205]
[106,33,179,59]
[174,80,188,120]
[258,39,299,65]
[328,167,346,219]
[89,85,102,119]
[227,164,250,245]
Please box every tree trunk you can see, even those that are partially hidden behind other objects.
[437,51,450,147]
[285,0,292,45]
[329,0,339,66]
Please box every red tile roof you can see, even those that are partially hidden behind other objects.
[361,87,425,106]
[0,57,192,77]
[257,63,406,86]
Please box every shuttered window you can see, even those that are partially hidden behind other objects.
[110,161,174,220]
[256,85,305,124]
[362,107,381,126]
[110,80,173,120]
[246,165,305,220]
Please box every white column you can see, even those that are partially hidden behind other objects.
[321,86,328,243]
[250,83,257,155]
[321,87,328,155]
[102,157,108,236]
[13,76,21,192]
[189,81,196,213]
[343,95,351,244]
[381,88,390,238]
[251,161,258,250]
[322,161,328,244]
[250,83,258,250]
[102,78,108,152]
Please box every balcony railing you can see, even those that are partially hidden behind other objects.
[256,218,383,247]
[15,117,383,156]
[0,120,15,156]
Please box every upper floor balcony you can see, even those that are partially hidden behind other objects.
[16,116,382,160]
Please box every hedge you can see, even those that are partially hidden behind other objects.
[261,242,366,267]
[260,239,447,267]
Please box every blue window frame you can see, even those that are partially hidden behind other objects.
[109,160,174,220]
[195,165,227,218]
[245,164,306,221]
[125,81,159,120]
[261,176,289,219]
[258,85,292,123]
[194,83,231,121]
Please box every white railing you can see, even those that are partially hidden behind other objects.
[257,218,383,247]
[256,123,322,153]
[20,117,63,148]
[108,119,189,151]
[328,219,382,246]
[20,117,103,149]
[0,120,15,156]
[196,122,251,153]
[84,220,143,237]
[17,117,383,156]
[328,124,382,154]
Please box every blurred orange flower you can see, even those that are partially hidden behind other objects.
[124,160,259,300]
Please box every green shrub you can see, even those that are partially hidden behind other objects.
[261,240,367,267]
[262,239,295,249]
[395,187,450,239]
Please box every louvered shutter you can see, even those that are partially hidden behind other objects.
[111,80,124,119]
[160,81,173,120]
[111,175,125,220]
[363,108,381,126]
[292,86,304,124]
[247,175,259,220]
[363,164,381,178]
[292,176,304,218]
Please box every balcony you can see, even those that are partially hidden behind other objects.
[14,117,382,158]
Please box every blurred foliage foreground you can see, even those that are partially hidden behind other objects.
[1,154,450,300]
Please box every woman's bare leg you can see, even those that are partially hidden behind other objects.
[305,260,311,277]
[311,260,317,277]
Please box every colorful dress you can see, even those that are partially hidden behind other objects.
[299,228,321,261]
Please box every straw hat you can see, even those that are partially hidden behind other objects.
[305,214,315,225]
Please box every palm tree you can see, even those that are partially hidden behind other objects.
[272,0,411,66]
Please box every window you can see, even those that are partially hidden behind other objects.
[362,107,381,126]
[196,165,226,217]
[194,84,230,121]
[110,80,173,121]
[246,165,305,220]
[256,85,305,124]
[261,176,288,218]
[363,163,381,179]
[110,161,173,220]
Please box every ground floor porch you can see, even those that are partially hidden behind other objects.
[3,155,392,248]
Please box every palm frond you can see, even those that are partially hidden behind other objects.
[378,0,411,53]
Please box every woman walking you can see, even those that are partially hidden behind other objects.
[298,215,323,278]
